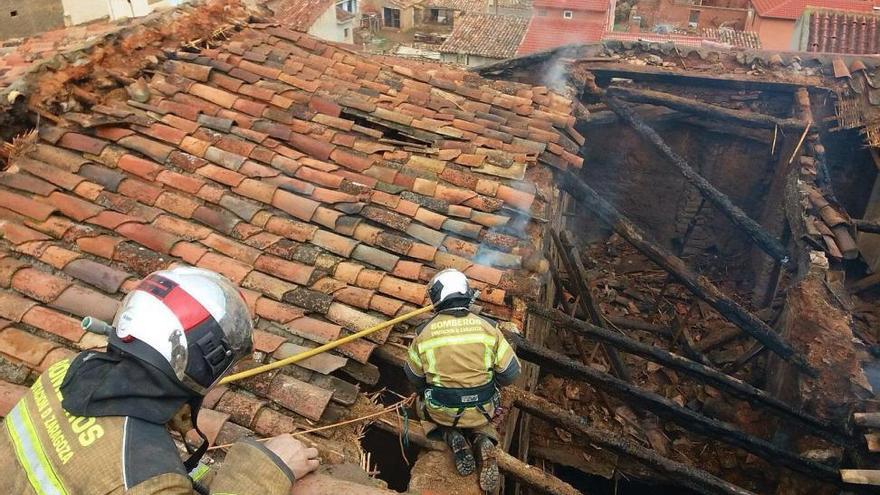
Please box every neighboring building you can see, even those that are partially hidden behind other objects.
[361,0,420,30]
[517,0,614,54]
[269,0,356,43]
[533,0,615,28]
[0,0,190,40]
[630,0,752,32]
[361,0,484,31]
[438,12,529,65]
[747,0,876,50]
[792,7,880,53]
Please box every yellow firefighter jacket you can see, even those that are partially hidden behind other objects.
[406,310,520,429]
[0,358,294,495]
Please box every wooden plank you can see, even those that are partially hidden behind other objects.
[854,412,880,428]
[841,469,880,485]
[865,433,880,452]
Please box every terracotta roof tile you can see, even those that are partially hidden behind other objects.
[21,306,85,343]
[0,190,56,221]
[0,327,59,367]
[0,291,38,322]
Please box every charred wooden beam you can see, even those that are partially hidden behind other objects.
[495,450,582,495]
[580,64,816,93]
[373,418,582,495]
[604,96,791,264]
[854,219,880,235]
[854,412,880,428]
[841,470,880,486]
[506,333,839,482]
[527,304,851,446]
[606,316,673,337]
[559,170,815,376]
[506,388,757,495]
[551,229,631,381]
[607,86,805,130]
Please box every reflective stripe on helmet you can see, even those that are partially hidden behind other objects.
[138,275,212,332]
[5,403,69,495]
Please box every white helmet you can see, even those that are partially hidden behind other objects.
[427,269,473,309]
[111,266,253,395]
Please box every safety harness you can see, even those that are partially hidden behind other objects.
[425,381,499,427]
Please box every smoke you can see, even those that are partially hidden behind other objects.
[542,58,569,91]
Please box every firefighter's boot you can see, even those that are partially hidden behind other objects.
[474,434,499,492]
[444,428,475,476]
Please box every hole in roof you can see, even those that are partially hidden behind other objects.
[343,110,433,147]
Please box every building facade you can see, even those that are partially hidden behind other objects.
[0,0,189,40]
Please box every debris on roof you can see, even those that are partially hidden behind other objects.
[439,13,530,59]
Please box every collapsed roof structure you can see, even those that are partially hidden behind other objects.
[2,1,880,494]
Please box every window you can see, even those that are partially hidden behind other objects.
[688,9,700,27]
[384,7,400,28]
[344,27,350,38]
[337,0,357,13]
[427,7,452,24]
[563,10,573,18]
[537,8,548,16]
[9,10,17,17]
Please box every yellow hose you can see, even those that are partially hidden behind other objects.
[220,304,435,384]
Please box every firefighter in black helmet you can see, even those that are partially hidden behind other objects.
[405,269,521,492]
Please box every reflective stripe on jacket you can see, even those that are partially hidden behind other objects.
[406,311,519,428]
[0,358,293,495]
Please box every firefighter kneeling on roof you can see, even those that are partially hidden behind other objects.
[0,267,320,494]
[405,269,522,492]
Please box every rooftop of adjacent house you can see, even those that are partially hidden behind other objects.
[423,0,487,11]
[751,0,876,19]
[0,4,582,470]
[603,29,761,50]
[533,0,610,12]
[268,0,336,31]
[517,16,606,55]
[439,13,530,58]
[801,7,880,54]
[487,0,533,10]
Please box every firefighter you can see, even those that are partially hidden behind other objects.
[0,267,319,494]
[405,269,521,492]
